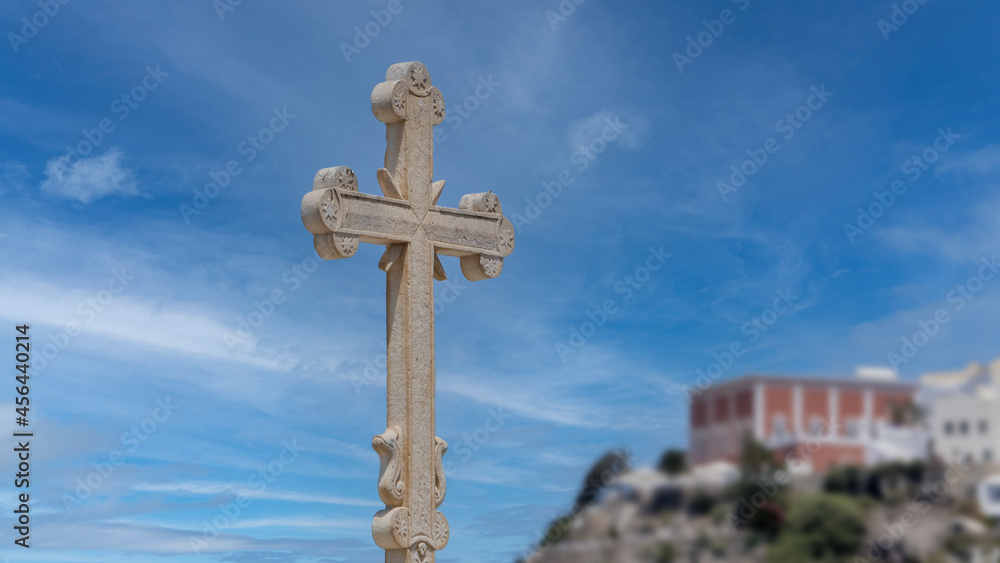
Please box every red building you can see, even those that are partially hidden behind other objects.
[689,374,920,473]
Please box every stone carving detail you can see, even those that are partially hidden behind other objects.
[314,166,358,192]
[392,84,407,116]
[433,437,448,508]
[411,541,431,563]
[372,426,406,506]
[372,80,409,123]
[461,253,503,281]
[479,255,503,278]
[315,232,358,260]
[497,217,515,256]
[407,63,430,95]
[392,513,408,544]
[433,511,450,548]
[372,506,409,550]
[319,191,340,228]
[459,191,502,214]
[430,87,445,126]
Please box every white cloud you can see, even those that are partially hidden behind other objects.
[39,147,138,203]
[937,144,1000,176]
[565,109,647,153]
[0,276,289,371]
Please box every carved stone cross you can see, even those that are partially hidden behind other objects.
[300,61,515,562]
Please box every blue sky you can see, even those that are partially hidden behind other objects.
[1,0,999,561]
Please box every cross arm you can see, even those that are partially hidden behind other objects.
[424,191,515,281]
[301,166,420,260]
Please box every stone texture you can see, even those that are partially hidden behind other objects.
[300,61,514,563]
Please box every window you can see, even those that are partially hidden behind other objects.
[979,419,989,435]
[944,421,954,436]
[984,449,993,463]
[990,485,1000,503]
[959,421,969,435]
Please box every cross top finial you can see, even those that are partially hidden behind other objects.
[372,61,445,127]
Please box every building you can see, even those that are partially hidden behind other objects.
[689,369,925,474]
[921,359,1000,466]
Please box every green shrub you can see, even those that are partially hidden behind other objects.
[765,493,867,562]
[654,542,676,563]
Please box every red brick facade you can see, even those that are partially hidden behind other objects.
[689,375,917,473]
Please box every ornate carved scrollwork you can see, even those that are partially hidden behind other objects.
[372,426,405,506]
[433,437,448,508]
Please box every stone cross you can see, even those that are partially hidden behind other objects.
[300,61,515,562]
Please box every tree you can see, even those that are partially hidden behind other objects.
[658,449,687,476]
[765,493,868,562]
[538,513,575,548]
[573,449,630,510]
[739,432,780,480]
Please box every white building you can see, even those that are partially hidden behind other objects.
[921,360,1000,465]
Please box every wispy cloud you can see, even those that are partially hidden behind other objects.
[39,148,138,203]
[0,276,289,370]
